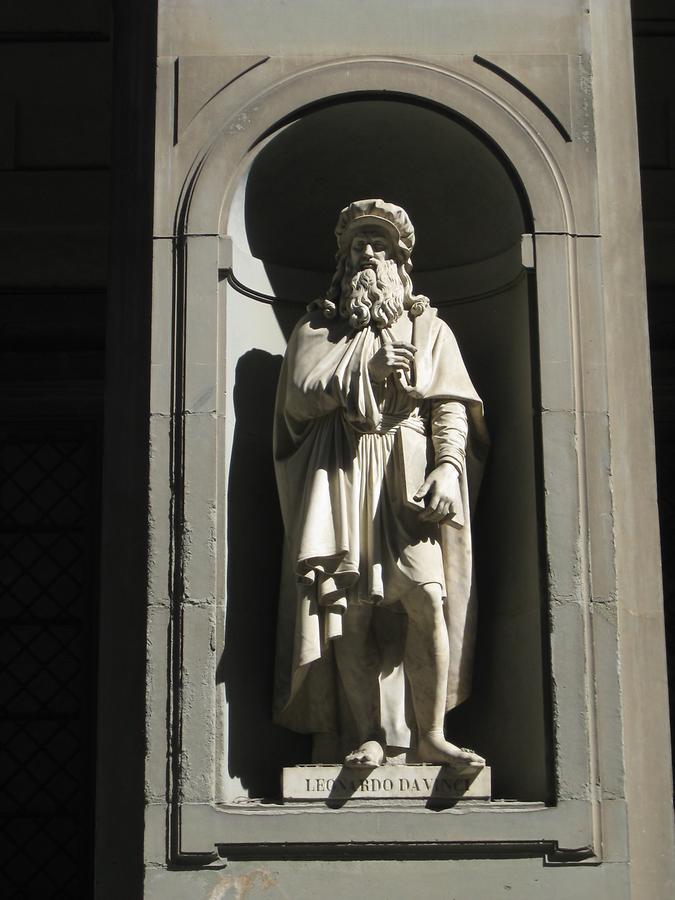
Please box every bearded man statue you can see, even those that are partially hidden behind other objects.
[273,199,488,771]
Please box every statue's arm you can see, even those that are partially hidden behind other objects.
[430,399,468,475]
[414,399,468,523]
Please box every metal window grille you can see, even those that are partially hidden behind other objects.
[1,433,100,899]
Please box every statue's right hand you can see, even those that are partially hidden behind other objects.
[368,342,416,383]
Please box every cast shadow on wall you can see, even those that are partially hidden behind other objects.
[218,347,310,800]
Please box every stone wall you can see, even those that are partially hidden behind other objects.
[136,2,675,898]
[633,0,675,785]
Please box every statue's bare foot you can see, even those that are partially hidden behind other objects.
[344,740,386,768]
[417,733,485,771]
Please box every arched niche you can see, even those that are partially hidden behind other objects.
[221,96,549,802]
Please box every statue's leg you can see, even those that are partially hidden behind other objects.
[334,603,386,767]
[401,584,484,770]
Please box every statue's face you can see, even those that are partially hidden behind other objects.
[348,228,395,273]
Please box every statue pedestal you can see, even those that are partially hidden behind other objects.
[282,764,491,803]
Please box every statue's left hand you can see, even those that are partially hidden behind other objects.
[414,463,460,523]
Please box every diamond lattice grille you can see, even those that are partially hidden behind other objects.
[1,435,98,898]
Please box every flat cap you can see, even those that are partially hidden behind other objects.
[335,199,415,258]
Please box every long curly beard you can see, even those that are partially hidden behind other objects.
[339,259,406,330]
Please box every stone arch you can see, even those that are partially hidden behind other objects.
[174,57,575,238]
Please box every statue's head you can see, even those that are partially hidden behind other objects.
[310,199,429,329]
[335,198,415,263]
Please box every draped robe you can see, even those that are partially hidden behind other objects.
[273,304,488,748]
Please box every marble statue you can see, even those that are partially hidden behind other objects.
[273,200,488,771]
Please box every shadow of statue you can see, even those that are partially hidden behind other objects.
[219,348,310,800]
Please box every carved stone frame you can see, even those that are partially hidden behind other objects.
[146,55,625,867]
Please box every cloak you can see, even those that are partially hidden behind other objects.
[272,304,488,745]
